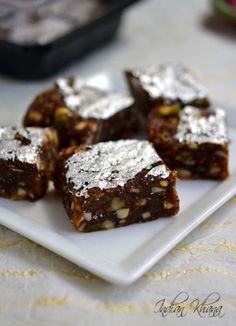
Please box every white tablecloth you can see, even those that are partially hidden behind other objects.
[0,0,236,325]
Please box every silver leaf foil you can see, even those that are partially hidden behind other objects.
[132,63,208,104]
[175,106,228,144]
[57,78,134,120]
[65,140,170,197]
[0,126,44,164]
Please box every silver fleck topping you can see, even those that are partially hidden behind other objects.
[65,140,170,197]
[0,126,44,164]
[132,64,208,104]
[175,106,228,144]
[57,78,134,120]
[146,165,170,179]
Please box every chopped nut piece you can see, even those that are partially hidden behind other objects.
[142,212,151,219]
[176,169,192,179]
[130,187,140,193]
[152,186,165,193]
[185,159,195,166]
[111,197,125,210]
[36,157,45,171]
[216,150,228,158]
[188,143,198,149]
[161,131,170,142]
[17,188,27,197]
[164,201,174,209]
[136,198,147,206]
[29,111,42,122]
[210,166,221,175]
[158,104,181,116]
[102,220,115,229]
[54,107,70,121]
[75,121,87,131]
[84,212,92,222]
[116,208,130,219]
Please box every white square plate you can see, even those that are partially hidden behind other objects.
[0,73,236,286]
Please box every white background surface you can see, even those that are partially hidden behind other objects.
[0,0,236,325]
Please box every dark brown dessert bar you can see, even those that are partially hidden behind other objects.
[54,140,179,232]
[125,64,209,115]
[0,126,58,201]
[147,106,228,179]
[23,77,139,148]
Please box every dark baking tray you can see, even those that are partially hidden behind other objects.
[0,0,141,79]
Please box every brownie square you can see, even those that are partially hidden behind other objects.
[23,77,139,148]
[125,64,209,115]
[0,126,58,200]
[53,140,179,232]
[147,106,228,179]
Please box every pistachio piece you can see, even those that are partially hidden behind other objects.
[159,180,168,187]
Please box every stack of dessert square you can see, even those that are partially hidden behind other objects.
[0,64,228,232]
[125,64,228,180]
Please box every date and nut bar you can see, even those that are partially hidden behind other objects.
[54,140,179,232]
[125,63,209,115]
[23,77,139,148]
[147,106,228,179]
[0,126,58,201]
